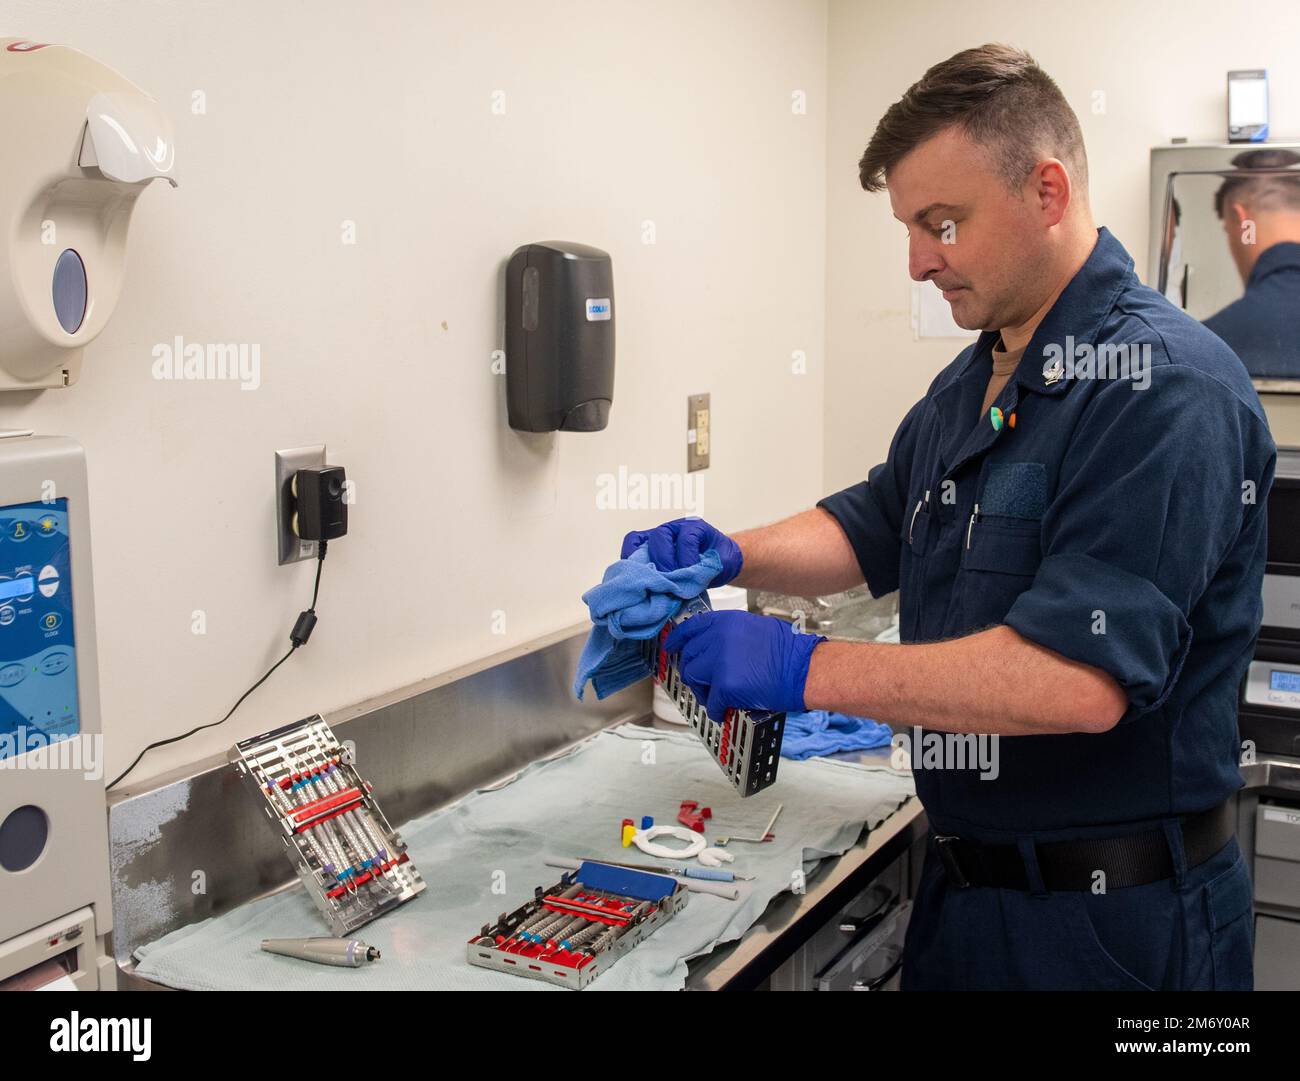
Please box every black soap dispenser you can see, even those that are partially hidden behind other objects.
[506,241,614,432]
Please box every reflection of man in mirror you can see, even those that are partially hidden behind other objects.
[1205,148,1300,379]
[1163,195,1185,307]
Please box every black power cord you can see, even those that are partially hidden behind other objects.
[106,541,328,791]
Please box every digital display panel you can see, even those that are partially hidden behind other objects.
[1269,670,1300,694]
[0,499,79,760]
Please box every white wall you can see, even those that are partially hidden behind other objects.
[824,0,1300,494]
[3,0,828,783]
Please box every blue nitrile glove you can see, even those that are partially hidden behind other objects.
[664,610,825,722]
[620,517,742,588]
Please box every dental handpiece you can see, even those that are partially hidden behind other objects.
[261,937,380,967]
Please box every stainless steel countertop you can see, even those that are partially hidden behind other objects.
[114,711,923,991]
[116,736,1300,991]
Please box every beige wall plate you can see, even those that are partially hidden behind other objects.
[687,393,710,473]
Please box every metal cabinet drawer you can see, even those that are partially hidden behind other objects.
[1256,803,1300,861]
[1255,914,1300,991]
[1254,803,1300,912]
[1256,856,1300,911]
[815,899,911,991]
[768,850,913,990]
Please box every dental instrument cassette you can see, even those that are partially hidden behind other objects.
[467,861,687,989]
[229,714,425,935]
[642,595,786,796]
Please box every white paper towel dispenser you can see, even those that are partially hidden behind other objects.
[0,38,176,390]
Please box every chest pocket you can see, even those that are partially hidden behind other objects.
[963,518,1042,575]
[953,462,1047,631]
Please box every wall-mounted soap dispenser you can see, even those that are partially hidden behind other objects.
[506,241,614,432]
[0,38,177,391]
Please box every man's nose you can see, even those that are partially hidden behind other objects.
[909,237,945,283]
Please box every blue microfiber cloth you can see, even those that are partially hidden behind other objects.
[781,710,893,760]
[573,547,722,700]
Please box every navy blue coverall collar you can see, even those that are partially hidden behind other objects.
[1246,239,1300,289]
[930,227,1130,477]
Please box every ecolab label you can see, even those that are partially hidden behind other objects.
[585,298,611,322]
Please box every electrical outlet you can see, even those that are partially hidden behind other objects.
[687,393,710,473]
[275,445,325,565]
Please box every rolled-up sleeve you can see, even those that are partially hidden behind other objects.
[1004,365,1266,720]
[817,397,927,598]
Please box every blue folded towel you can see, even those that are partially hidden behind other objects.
[573,547,722,701]
[781,710,893,760]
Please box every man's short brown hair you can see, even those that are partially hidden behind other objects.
[1214,147,1300,219]
[859,43,1088,195]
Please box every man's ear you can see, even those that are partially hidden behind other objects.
[1231,201,1252,230]
[1032,158,1072,227]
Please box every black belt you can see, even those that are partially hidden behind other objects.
[932,800,1235,892]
